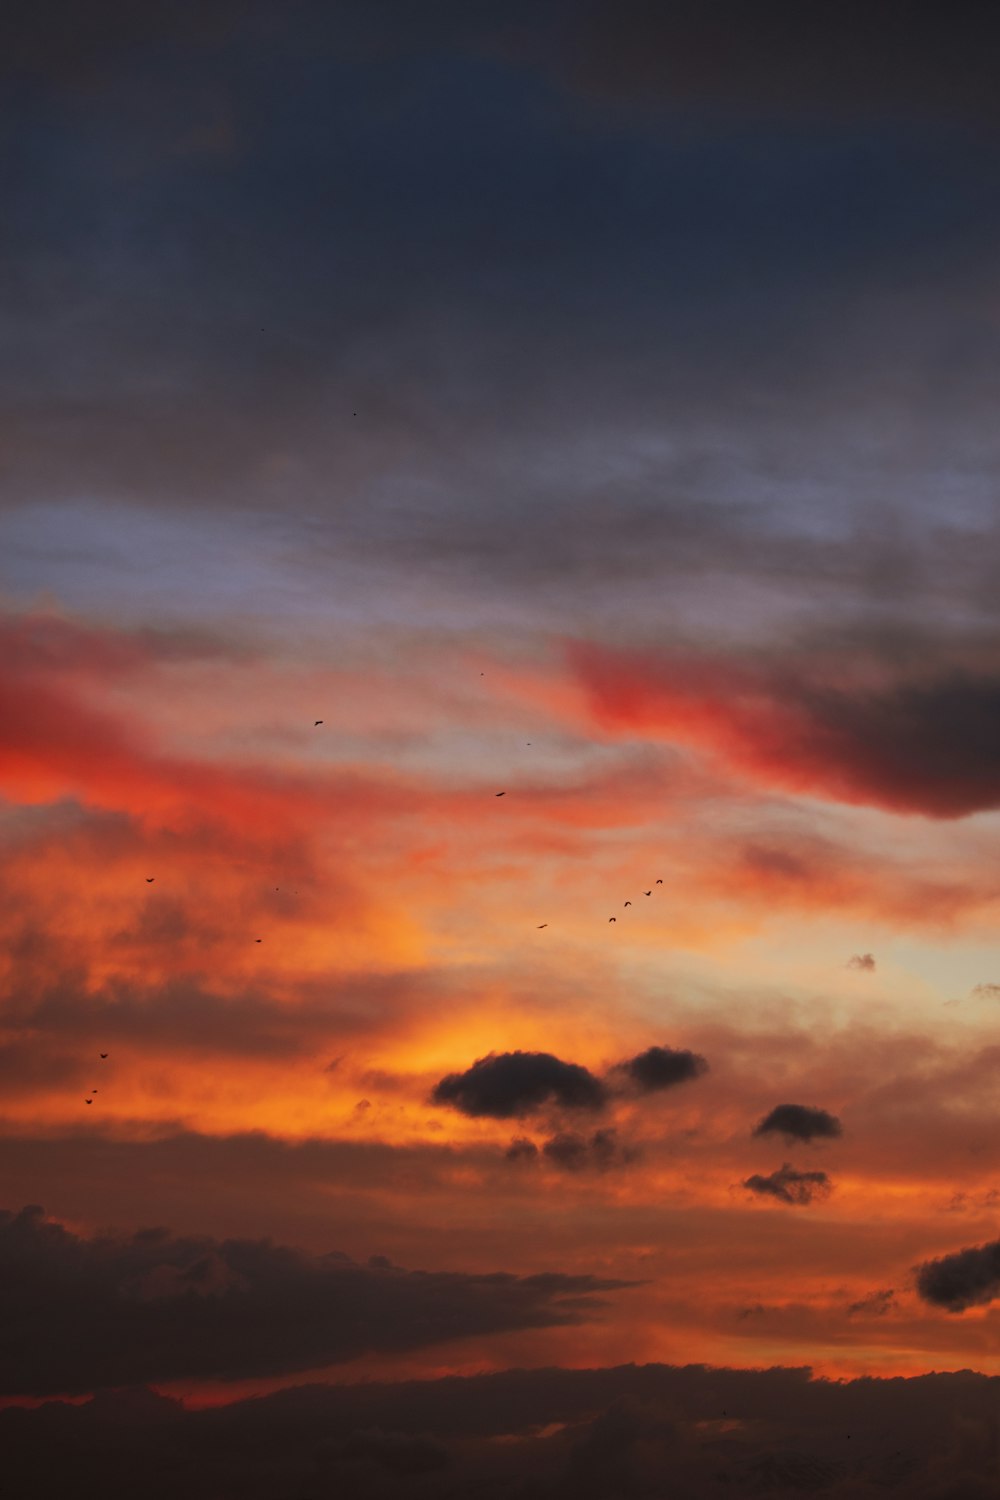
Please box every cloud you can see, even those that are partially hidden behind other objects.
[848,953,876,971]
[743,1164,832,1205]
[916,1238,1000,1312]
[846,1287,896,1318]
[617,1045,708,1093]
[753,1104,842,1142]
[431,1051,608,1119]
[970,983,1000,1001]
[504,1136,539,1163]
[0,1206,633,1396]
[5,1360,1000,1500]
[541,1128,635,1173]
[570,643,1000,819]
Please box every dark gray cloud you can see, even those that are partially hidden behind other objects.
[916,1238,1000,1312]
[753,1104,842,1142]
[617,1044,708,1093]
[0,1205,632,1396]
[431,1051,608,1118]
[743,1164,832,1206]
[504,1136,539,1163]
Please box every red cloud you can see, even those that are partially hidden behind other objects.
[568,641,1000,818]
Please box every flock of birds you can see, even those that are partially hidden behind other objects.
[534,877,664,929]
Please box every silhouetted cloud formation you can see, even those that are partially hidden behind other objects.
[618,1044,709,1093]
[916,1237,1000,1312]
[5,1361,1000,1499]
[0,1206,632,1395]
[431,1051,608,1118]
[743,1164,832,1205]
[753,1104,842,1142]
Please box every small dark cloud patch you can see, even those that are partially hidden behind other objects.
[431,1051,608,1118]
[971,983,1000,1001]
[618,1045,708,1094]
[847,953,876,971]
[505,1136,539,1163]
[753,1104,842,1142]
[743,1164,832,1205]
[542,1128,634,1173]
[916,1238,1000,1312]
[847,1288,896,1318]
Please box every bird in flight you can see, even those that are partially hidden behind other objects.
[314,720,323,726]
[84,1098,92,1105]
[537,923,548,929]
[643,890,652,896]
[100,1053,108,1059]
[656,879,663,884]
[255,938,262,943]
[609,916,616,923]
[495,791,506,797]
[624,901,632,907]
[146,877,154,883]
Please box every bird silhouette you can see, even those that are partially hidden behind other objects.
[314,720,323,726]
[656,879,663,884]
[84,1098,92,1104]
[624,901,632,906]
[609,916,616,923]
[643,890,652,896]
[146,877,154,883]
[255,938,262,943]
[495,791,506,797]
[100,1053,108,1059]
[537,924,548,929]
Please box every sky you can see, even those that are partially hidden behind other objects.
[5,2,1000,1493]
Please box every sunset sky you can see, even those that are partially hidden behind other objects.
[6,3,1000,1493]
